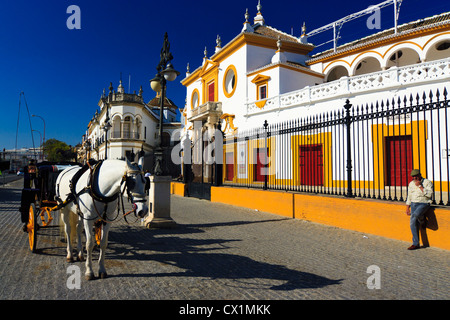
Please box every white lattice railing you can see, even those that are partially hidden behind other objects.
[246,57,450,115]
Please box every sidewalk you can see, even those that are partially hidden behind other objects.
[0,179,449,300]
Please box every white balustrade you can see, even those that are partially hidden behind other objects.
[246,57,450,115]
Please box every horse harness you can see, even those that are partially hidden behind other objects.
[57,160,143,224]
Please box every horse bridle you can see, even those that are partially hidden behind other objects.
[120,168,147,220]
[122,168,146,200]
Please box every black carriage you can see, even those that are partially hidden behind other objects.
[19,161,79,252]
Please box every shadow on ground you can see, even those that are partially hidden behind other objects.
[105,220,343,291]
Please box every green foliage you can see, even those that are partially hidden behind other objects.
[42,139,76,162]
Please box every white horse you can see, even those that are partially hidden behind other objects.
[56,159,148,280]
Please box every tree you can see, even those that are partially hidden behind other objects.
[43,139,76,162]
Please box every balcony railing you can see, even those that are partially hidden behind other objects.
[111,131,141,140]
[104,92,144,104]
[188,101,223,122]
[246,57,450,115]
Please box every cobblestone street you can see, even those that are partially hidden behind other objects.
[0,179,449,304]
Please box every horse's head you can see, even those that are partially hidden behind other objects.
[124,161,148,218]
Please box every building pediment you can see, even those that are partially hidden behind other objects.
[200,59,220,77]
[251,74,271,84]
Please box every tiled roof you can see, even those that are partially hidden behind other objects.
[252,24,299,42]
[147,95,178,109]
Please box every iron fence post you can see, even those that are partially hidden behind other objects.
[344,100,354,197]
[263,120,269,190]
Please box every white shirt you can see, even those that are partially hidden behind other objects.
[406,178,433,206]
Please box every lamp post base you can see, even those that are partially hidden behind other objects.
[144,175,177,229]
[145,216,177,229]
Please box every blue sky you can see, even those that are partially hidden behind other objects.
[1,0,448,150]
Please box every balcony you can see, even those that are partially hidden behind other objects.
[111,131,141,140]
[246,57,450,115]
[188,101,223,124]
[104,92,144,105]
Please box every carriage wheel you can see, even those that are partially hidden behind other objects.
[94,220,102,246]
[27,203,38,253]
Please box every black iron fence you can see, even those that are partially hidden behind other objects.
[223,87,450,206]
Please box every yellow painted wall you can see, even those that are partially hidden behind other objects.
[211,186,294,218]
[210,186,450,251]
[171,182,186,197]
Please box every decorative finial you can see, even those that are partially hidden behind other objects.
[242,8,254,32]
[254,0,265,26]
[299,22,309,44]
[117,79,124,93]
[186,63,190,73]
[204,46,208,58]
[271,35,287,63]
[109,82,113,94]
[215,35,222,53]
[138,85,143,96]
[216,35,222,48]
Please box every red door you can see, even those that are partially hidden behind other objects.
[299,144,323,186]
[254,149,268,182]
[226,152,234,181]
[208,82,215,102]
[386,136,412,186]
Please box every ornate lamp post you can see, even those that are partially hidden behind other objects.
[102,103,112,160]
[145,32,179,228]
[150,32,180,175]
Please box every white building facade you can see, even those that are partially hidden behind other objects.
[180,3,450,203]
[83,80,181,172]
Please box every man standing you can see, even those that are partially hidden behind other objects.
[405,169,433,250]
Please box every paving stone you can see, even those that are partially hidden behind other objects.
[0,179,449,301]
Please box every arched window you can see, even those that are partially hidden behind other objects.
[135,118,142,140]
[112,116,121,138]
[426,39,450,61]
[386,48,420,68]
[353,57,382,76]
[123,116,131,139]
[326,65,349,82]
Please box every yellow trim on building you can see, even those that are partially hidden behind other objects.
[223,64,238,98]
[190,88,200,110]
